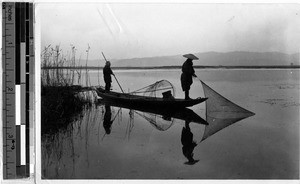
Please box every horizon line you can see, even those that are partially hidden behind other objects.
[84,51,300,61]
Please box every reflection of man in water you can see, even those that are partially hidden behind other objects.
[103,105,113,134]
[181,121,199,165]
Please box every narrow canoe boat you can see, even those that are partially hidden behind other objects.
[96,87,207,108]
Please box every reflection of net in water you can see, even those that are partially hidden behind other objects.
[131,80,175,98]
[134,111,175,131]
[200,80,255,142]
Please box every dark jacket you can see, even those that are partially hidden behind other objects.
[103,65,113,84]
[181,59,195,91]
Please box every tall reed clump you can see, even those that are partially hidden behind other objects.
[41,45,79,87]
[41,45,94,133]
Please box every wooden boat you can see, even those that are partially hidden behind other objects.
[96,87,207,108]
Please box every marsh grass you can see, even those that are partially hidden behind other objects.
[41,45,79,87]
[41,45,97,134]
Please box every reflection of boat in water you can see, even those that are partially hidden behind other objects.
[98,99,208,126]
[96,80,207,108]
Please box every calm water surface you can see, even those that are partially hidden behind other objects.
[42,69,299,179]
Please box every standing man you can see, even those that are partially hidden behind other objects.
[181,54,198,100]
[103,61,114,92]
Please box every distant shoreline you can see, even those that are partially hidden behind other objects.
[42,65,300,70]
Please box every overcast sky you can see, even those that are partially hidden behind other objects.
[38,3,300,60]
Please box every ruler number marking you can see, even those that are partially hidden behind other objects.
[7,87,13,91]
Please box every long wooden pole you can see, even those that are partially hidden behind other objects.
[113,75,124,93]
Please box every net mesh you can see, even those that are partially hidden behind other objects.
[200,80,255,142]
[132,80,175,98]
[135,111,175,131]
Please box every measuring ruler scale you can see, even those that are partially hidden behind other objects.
[2,2,34,179]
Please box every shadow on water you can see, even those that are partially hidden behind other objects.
[99,99,208,127]
[42,81,255,178]
[181,120,199,165]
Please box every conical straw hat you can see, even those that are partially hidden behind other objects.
[183,53,199,60]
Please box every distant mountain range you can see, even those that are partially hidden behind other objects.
[86,51,299,67]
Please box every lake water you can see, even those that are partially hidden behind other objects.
[41,69,299,179]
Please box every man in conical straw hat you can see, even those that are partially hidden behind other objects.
[181,54,198,100]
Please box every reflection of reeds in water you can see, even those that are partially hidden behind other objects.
[42,103,178,178]
[42,104,177,178]
[41,105,103,179]
[125,109,135,140]
[114,108,123,125]
[42,120,76,178]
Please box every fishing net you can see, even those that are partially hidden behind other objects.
[129,80,176,131]
[134,110,175,131]
[132,80,175,98]
[200,80,255,142]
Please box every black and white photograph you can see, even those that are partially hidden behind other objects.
[39,3,299,179]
